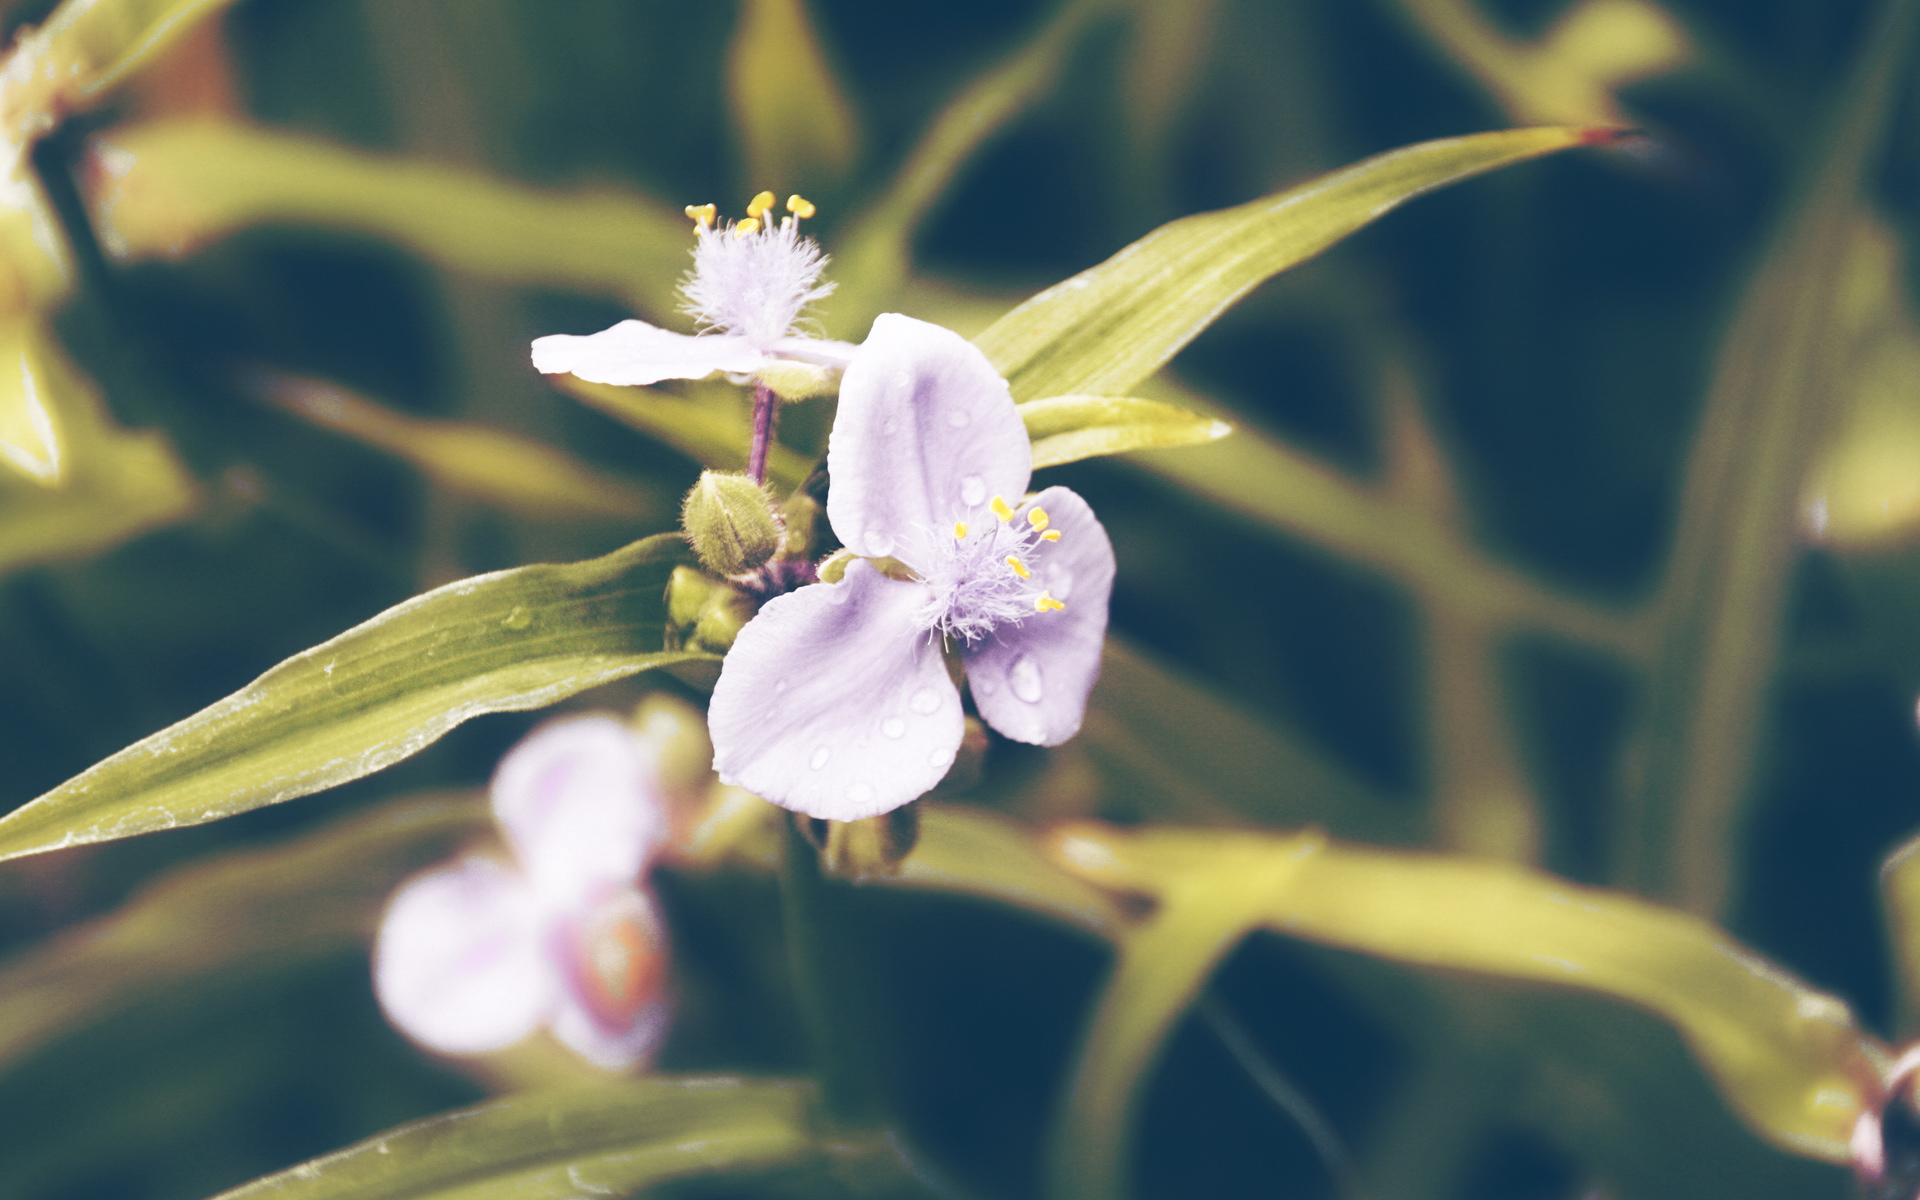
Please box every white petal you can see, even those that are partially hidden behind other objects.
[708,559,964,820]
[827,314,1031,571]
[373,857,552,1055]
[491,715,668,907]
[771,335,858,368]
[531,320,765,385]
[964,487,1114,746]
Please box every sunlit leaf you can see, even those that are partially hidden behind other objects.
[208,1076,823,1200]
[1018,394,1230,469]
[86,118,691,316]
[973,125,1617,403]
[0,319,197,574]
[0,792,485,1075]
[1046,823,1878,1200]
[255,373,658,522]
[1614,1,1917,912]
[726,0,860,192]
[554,374,812,491]
[0,535,713,864]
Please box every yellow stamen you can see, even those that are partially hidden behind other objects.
[1028,507,1050,531]
[953,521,968,540]
[1005,555,1030,578]
[786,194,816,219]
[684,203,717,229]
[746,190,776,220]
[1041,529,1062,542]
[990,496,1015,522]
[734,217,762,236]
[1036,591,1066,612]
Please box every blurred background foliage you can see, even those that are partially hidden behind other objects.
[3,0,1920,1197]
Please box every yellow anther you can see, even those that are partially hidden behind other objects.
[1035,591,1066,612]
[734,217,762,236]
[1005,555,1031,579]
[1027,507,1050,532]
[746,190,776,219]
[684,203,717,229]
[1041,529,1062,542]
[990,496,1015,522]
[786,194,816,219]
[953,521,968,540]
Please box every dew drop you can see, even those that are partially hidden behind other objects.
[960,475,986,506]
[973,672,998,696]
[1047,565,1074,602]
[810,746,831,770]
[947,407,971,429]
[863,528,894,556]
[849,782,875,805]
[500,605,533,631]
[908,687,940,715]
[1010,655,1044,704]
[928,750,948,768]
[882,717,906,739]
[892,369,913,391]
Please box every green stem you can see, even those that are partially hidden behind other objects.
[777,815,886,1129]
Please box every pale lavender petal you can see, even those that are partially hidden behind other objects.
[531,319,764,385]
[373,857,552,1055]
[827,314,1031,572]
[964,487,1114,746]
[709,559,963,819]
[491,715,667,907]
[547,888,672,1071]
[771,335,857,368]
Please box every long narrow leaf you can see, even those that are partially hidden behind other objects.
[973,125,1617,402]
[0,535,710,863]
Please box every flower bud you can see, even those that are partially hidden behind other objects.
[806,805,921,881]
[692,587,756,653]
[682,471,780,576]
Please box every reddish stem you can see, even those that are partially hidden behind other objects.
[748,380,777,484]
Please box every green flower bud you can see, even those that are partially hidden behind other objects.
[682,470,780,576]
[692,587,756,653]
[804,805,921,881]
[666,565,719,629]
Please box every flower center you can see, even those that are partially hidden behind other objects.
[913,495,1066,644]
[678,191,832,350]
[563,894,665,1033]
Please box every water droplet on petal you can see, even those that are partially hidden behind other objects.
[892,370,913,391]
[947,407,971,428]
[960,475,986,507]
[1047,565,1074,602]
[882,717,906,739]
[973,672,997,696]
[929,750,948,768]
[774,679,788,693]
[848,782,874,805]
[810,746,831,770]
[1010,655,1044,704]
[863,528,894,556]
[909,687,940,715]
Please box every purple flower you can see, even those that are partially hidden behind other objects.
[374,716,672,1070]
[707,314,1115,820]
[531,194,854,387]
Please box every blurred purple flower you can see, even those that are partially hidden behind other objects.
[531,194,853,387]
[374,716,671,1070]
[708,314,1115,820]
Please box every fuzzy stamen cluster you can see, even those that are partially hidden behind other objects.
[678,192,832,350]
[911,497,1065,644]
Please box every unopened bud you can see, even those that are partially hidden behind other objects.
[692,587,756,653]
[682,471,780,576]
[804,805,921,880]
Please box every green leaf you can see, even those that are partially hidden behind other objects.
[1047,824,1878,1199]
[726,0,860,192]
[88,119,691,317]
[892,805,1128,939]
[0,792,485,1075]
[1018,394,1231,468]
[973,125,1616,402]
[207,1076,823,1200]
[257,373,659,522]
[0,535,713,864]
[1612,0,1918,912]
